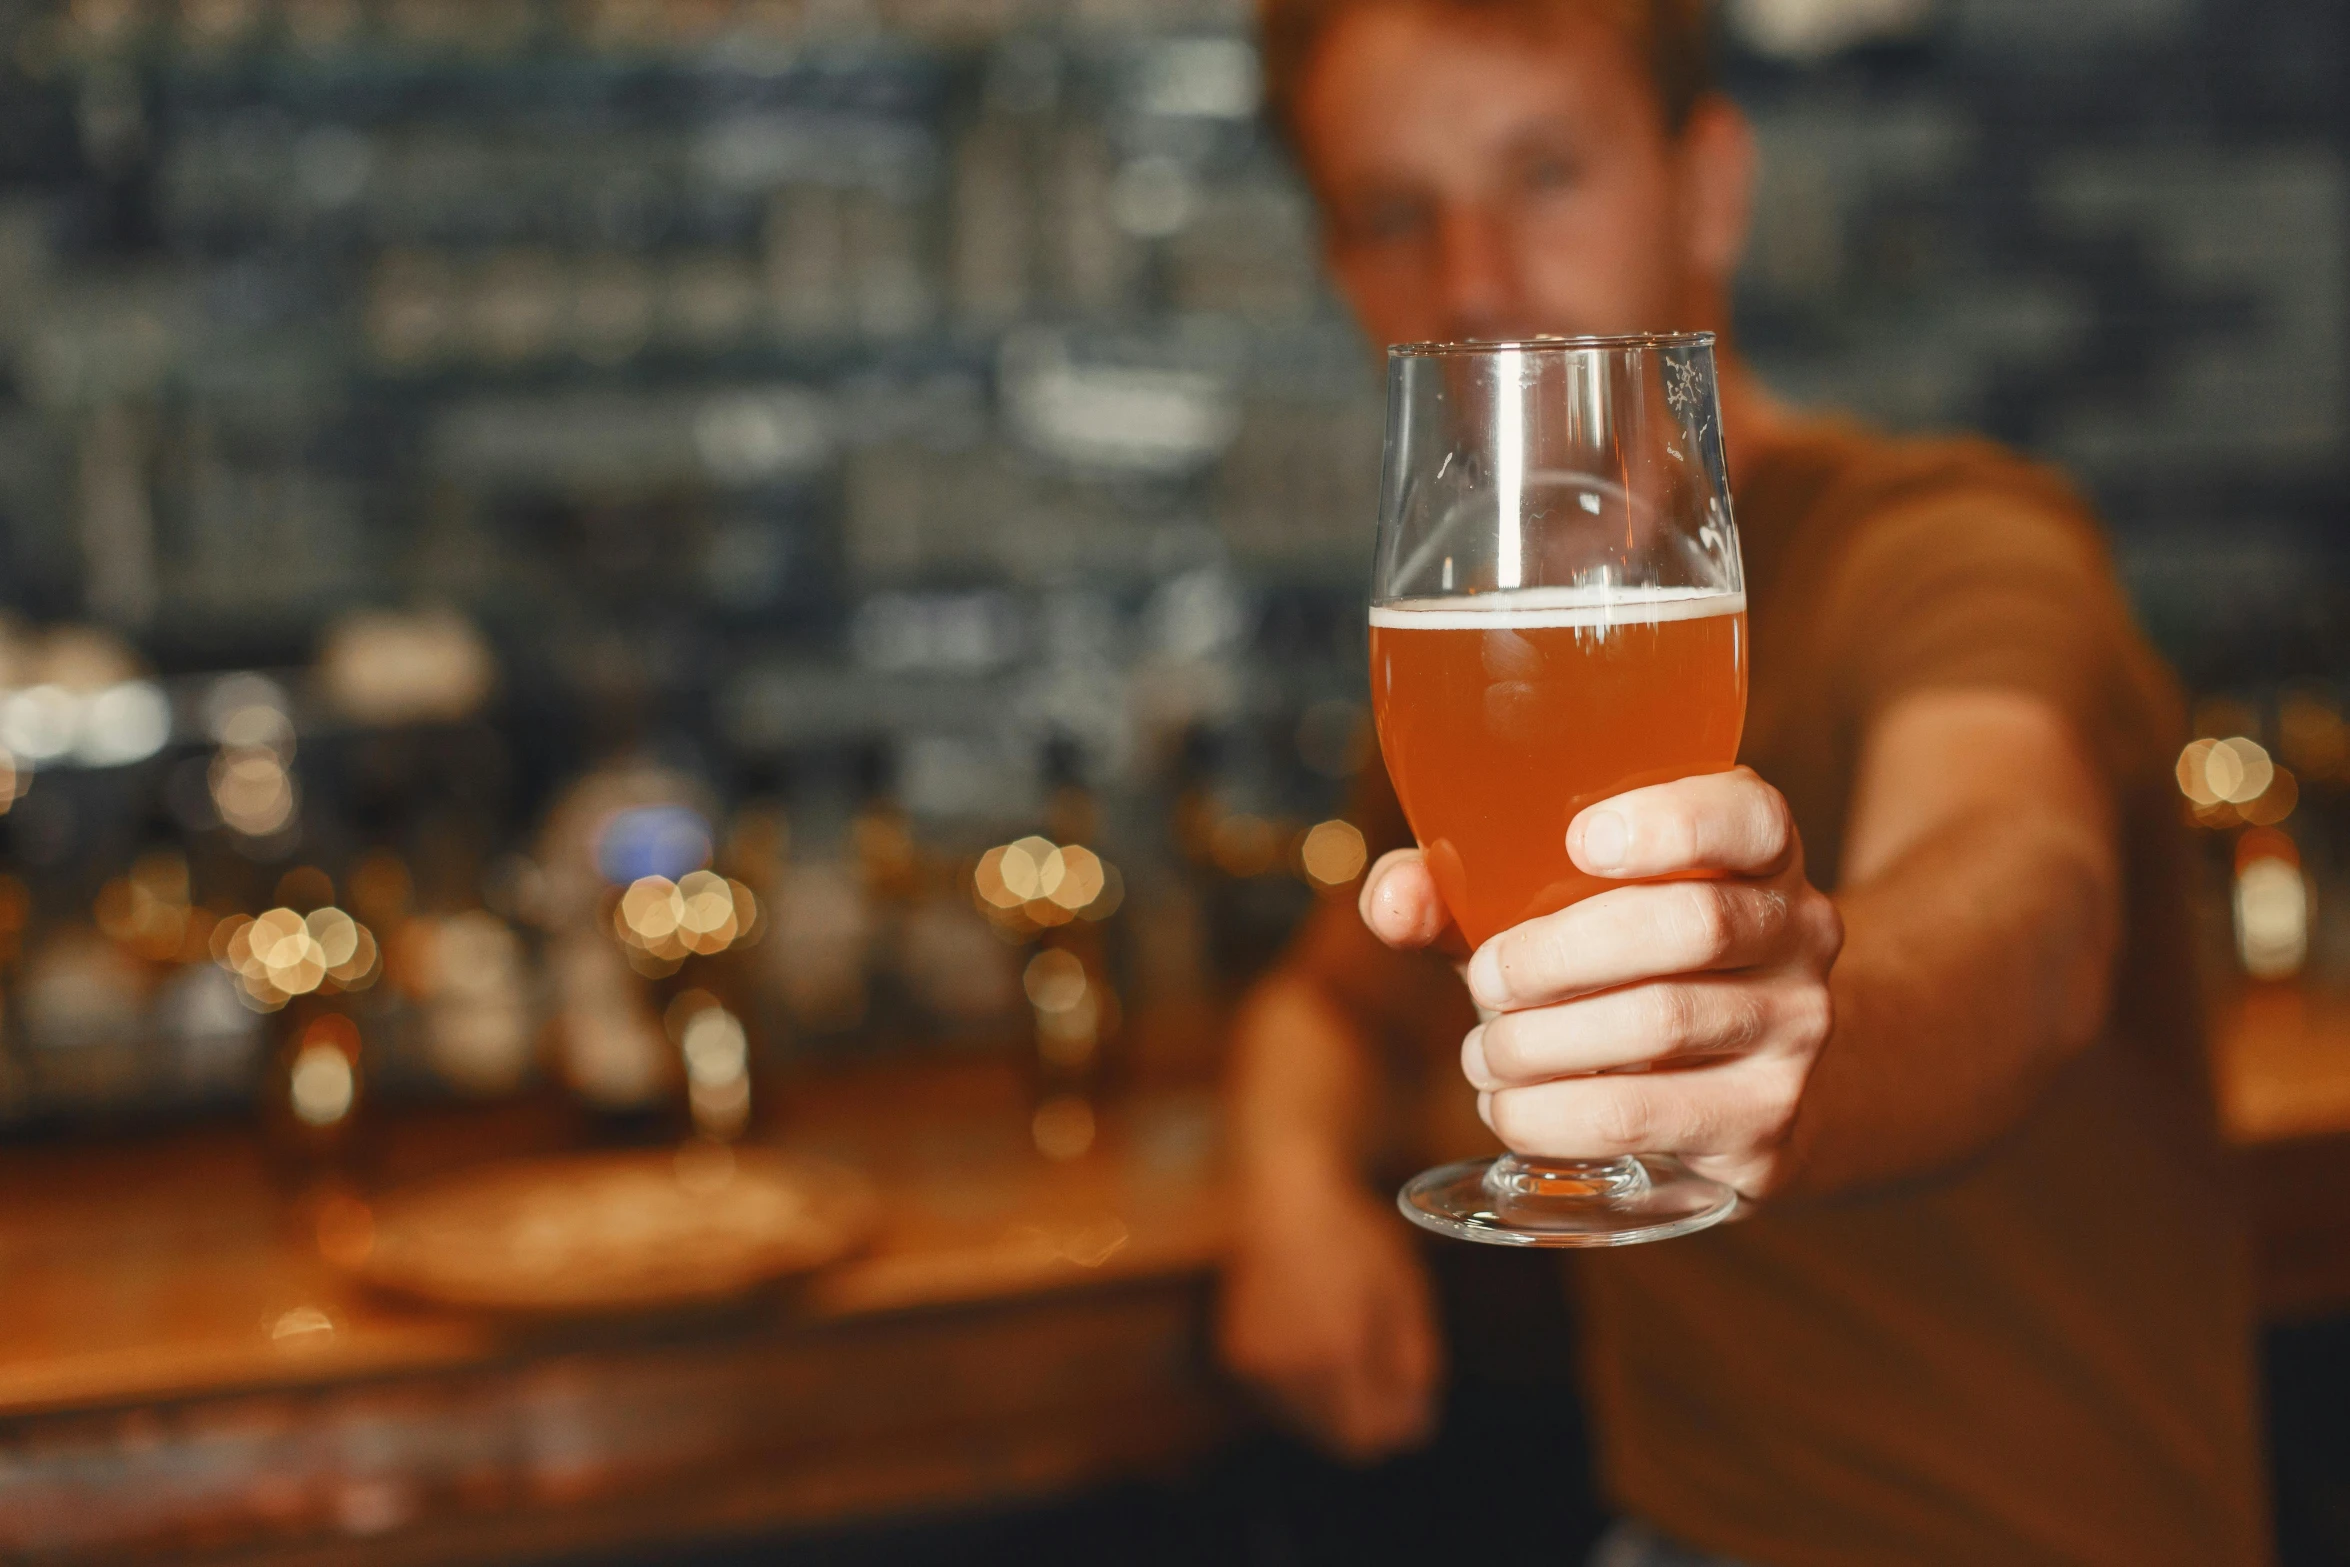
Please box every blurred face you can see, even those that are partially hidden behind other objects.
[1293,0,1751,347]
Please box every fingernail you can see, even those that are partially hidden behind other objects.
[1462,1026,1494,1089]
[1475,1091,1494,1130]
[1577,810,1628,873]
[1467,945,1505,1009]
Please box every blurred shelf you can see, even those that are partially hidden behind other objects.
[28,4,1253,83]
[0,1060,1234,1564]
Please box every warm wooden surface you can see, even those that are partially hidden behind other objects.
[0,1063,1236,1563]
[3,1284,1231,1566]
[2213,985,2350,1323]
[2214,984,2350,1147]
[6,999,2350,1564]
[0,1065,1222,1418]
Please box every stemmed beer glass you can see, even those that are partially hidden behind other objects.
[1370,334,1748,1247]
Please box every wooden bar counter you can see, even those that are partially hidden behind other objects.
[0,1063,1234,1564]
[6,990,2350,1565]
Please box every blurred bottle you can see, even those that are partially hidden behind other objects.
[259,1002,376,1189]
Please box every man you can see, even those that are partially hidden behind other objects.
[1217,2,2272,1563]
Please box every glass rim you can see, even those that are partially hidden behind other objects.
[1385,330,1715,358]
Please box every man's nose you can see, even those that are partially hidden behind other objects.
[1432,203,1521,342]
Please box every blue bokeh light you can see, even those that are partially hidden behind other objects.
[595,805,714,885]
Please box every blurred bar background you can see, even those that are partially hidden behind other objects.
[0,0,2345,1561]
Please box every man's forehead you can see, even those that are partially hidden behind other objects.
[1293,1,1653,178]
[1265,0,1701,155]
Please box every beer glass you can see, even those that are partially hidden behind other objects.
[1371,334,1747,1247]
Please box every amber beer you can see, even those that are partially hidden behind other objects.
[1369,586,1748,948]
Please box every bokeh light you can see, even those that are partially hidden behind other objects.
[318,607,496,726]
[992,836,1058,903]
[1299,819,1368,888]
[1023,948,1088,1013]
[612,871,757,971]
[596,804,714,885]
[270,1305,337,1343]
[0,685,80,763]
[285,1017,364,1128]
[2234,829,2309,981]
[74,680,171,767]
[673,995,752,1141]
[1024,948,1100,1068]
[1048,844,1107,911]
[203,674,295,754]
[214,904,378,1010]
[210,748,297,837]
[2177,736,2293,827]
[289,1044,355,1126]
[972,837,1122,934]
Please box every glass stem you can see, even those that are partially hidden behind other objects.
[1483,1154,1652,1203]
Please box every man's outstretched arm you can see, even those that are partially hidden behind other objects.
[1366,686,2121,1203]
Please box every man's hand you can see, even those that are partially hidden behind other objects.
[1360,766,1842,1196]
[1219,1157,1444,1461]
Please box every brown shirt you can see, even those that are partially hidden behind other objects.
[1289,418,2270,1565]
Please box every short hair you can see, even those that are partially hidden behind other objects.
[1258,0,1715,149]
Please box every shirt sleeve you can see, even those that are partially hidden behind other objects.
[1819,483,2174,788]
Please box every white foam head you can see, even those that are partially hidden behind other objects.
[1368,584,1745,630]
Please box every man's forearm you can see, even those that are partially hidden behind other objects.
[1227,969,1384,1189]
[1780,806,2120,1200]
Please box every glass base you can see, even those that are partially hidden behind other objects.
[1396,1153,1737,1248]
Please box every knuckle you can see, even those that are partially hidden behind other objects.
[1810,893,1847,958]
[1787,979,1834,1051]
[1661,806,1703,867]
[1646,985,1697,1052]
[1717,985,1771,1053]
[1589,1085,1655,1153]
[1753,1062,1807,1140]
[1674,884,1735,963]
